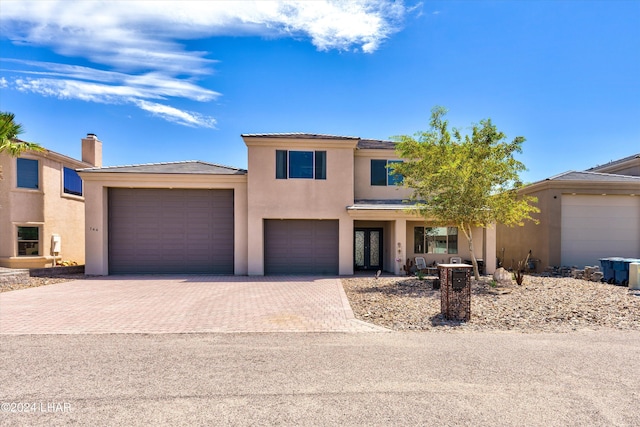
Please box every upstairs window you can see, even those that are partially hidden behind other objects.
[63,167,83,196]
[17,158,39,189]
[276,150,326,180]
[289,151,313,178]
[371,159,403,186]
[17,226,39,256]
[414,226,458,254]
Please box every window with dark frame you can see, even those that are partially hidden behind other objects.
[17,158,39,189]
[63,167,83,196]
[289,151,313,178]
[387,160,403,185]
[371,159,403,186]
[414,226,425,253]
[314,151,326,180]
[17,226,39,256]
[276,150,326,180]
[414,226,458,254]
[276,150,288,179]
[371,159,387,186]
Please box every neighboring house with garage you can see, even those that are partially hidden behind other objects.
[0,134,101,268]
[80,133,497,276]
[496,153,640,271]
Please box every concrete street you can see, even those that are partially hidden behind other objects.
[2,331,639,426]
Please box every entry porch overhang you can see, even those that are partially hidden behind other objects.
[346,199,422,220]
[347,200,421,275]
[346,200,497,276]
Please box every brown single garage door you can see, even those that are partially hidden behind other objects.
[264,219,339,275]
[108,188,234,274]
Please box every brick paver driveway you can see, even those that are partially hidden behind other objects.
[0,276,387,334]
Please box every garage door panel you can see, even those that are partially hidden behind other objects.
[187,241,211,250]
[162,214,185,223]
[264,219,338,275]
[188,211,211,220]
[290,242,310,251]
[565,213,638,225]
[561,195,640,267]
[564,229,634,242]
[109,188,234,274]
[315,239,337,249]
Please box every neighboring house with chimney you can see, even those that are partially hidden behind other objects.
[0,134,102,268]
[497,153,640,271]
[79,133,497,276]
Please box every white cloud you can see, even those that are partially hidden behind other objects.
[135,100,217,128]
[13,77,218,128]
[3,59,220,102]
[15,77,158,103]
[0,77,7,88]
[0,1,407,126]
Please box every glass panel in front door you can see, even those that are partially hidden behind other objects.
[369,231,380,268]
[355,231,365,268]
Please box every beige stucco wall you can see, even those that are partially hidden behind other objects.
[354,149,413,200]
[497,188,553,271]
[0,151,88,268]
[0,154,17,263]
[42,155,87,265]
[244,136,357,275]
[79,172,248,276]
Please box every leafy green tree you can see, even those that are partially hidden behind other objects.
[392,106,539,280]
[0,112,43,156]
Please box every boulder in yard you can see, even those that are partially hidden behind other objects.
[493,267,513,285]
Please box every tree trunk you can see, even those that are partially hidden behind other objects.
[460,223,480,280]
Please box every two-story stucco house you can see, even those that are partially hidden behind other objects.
[0,134,101,268]
[79,133,497,276]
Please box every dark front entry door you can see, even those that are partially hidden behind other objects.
[354,228,383,270]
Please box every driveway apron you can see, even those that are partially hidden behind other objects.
[0,276,386,334]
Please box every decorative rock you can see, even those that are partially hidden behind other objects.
[571,269,585,280]
[493,267,513,285]
[341,275,640,332]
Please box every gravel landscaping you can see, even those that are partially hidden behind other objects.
[0,273,84,293]
[342,275,640,332]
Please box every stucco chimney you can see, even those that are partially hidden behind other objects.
[82,133,102,167]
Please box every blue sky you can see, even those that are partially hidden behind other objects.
[1,0,638,183]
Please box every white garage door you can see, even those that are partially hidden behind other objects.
[561,195,640,267]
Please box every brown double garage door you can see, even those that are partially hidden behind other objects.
[108,188,234,274]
